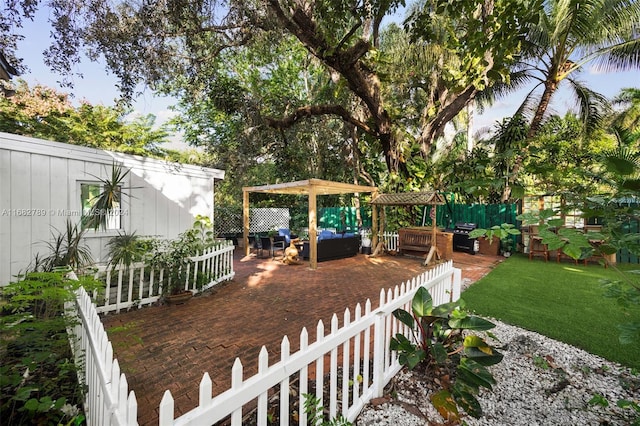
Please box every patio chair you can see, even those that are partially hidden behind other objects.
[272,235,287,259]
[258,236,271,258]
[259,236,286,259]
[527,225,548,261]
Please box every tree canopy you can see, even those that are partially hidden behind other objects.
[1,0,543,186]
[2,0,639,202]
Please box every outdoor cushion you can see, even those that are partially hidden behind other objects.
[278,228,291,243]
[319,230,335,240]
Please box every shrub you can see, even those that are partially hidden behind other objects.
[0,270,102,425]
[390,287,503,421]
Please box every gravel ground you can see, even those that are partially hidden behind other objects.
[357,320,639,425]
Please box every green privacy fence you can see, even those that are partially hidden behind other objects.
[429,203,518,229]
[318,207,372,230]
[317,203,518,231]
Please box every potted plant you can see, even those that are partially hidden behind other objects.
[151,219,217,304]
[151,233,195,303]
[469,223,520,257]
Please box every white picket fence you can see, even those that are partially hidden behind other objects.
[158,261,461,425]
[68,285,138,426]
[360,230,399,251]
[92,241,235,314]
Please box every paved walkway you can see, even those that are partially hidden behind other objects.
[101,249,503,425]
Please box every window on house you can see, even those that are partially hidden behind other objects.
[80,182,122,230]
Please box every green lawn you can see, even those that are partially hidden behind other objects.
[461,254,640,369]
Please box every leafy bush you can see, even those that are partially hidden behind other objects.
[0,270,102,425]
[390,287,503,421]
[150,215,218,296]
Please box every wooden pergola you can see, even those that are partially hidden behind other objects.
[242,179,379,269]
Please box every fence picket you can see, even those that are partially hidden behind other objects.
[69,286,138,426]
[231,359,243,426]
[159,391,174,425]
[280,337,290,426]
[75,255,459,426]
[199,373,212,408]
[93,241,235,314]
[329,315,339,419]
[299,329,309,426]
[257,347,269,426]
[352,304,362,404]
[315,320,325,421]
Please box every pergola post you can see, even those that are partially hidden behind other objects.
[243,190,250,257]
[371,190,379,248]
[309,185,318,270]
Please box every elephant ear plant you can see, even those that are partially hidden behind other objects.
[390,287,503,422]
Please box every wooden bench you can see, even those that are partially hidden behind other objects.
[398,227,453,260]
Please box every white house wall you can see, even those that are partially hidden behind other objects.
[0,133,224,286]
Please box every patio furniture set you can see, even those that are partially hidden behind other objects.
[249,228,361,262]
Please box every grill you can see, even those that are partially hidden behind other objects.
[452,222,478,254]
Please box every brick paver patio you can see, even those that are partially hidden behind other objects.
[101,249,502,425]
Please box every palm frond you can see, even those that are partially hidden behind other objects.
[566,78,611,136]
[84,162,132,230]
[600,146,640,176]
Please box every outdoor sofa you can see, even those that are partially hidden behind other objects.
[299,230,361,262]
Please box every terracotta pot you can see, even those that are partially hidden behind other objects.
[165,291,193,304]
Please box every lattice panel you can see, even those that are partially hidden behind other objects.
[214,207,290,234]
[215,207,242,235]
[250,208,290,233]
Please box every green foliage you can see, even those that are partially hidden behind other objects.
[302,393,352,426]
[517,0,640,138]
[389,287,502,420]
[469,223,520,253]
[0,80,171,157]
[589,392,640,425]
[41,220,93,272]
[0,271,102,425]
[106,231,158,268]
[150,216,217,296]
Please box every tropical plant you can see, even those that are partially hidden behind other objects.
[41,220,93,272]
[83,163,131,231]
[469,223,521,254]
[302,393,352,426]
[0,270,102,425]
[3,0,540,186]
[0,80,171,156]
[105,231,155,267]
[611,87,640,139]
[150,218,218,297]
[389,287,503,421]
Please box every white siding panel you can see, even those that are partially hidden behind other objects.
[49,156,69,221]
[0,148,12,285]
[30,154,51,268]
[9,151,32,281]
[129,174,147,235]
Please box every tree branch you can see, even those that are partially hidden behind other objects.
[264,104,376,135]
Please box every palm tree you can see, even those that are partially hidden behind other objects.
[612,87,640,141]
[522,0,640,138]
